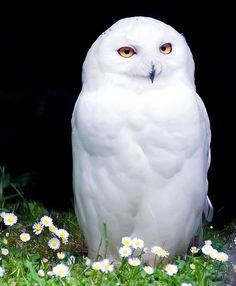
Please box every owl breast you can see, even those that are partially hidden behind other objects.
[73,85,202,180]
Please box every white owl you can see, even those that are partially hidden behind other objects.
[72,17,213,262]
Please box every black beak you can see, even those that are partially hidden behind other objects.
[149,64,156,83]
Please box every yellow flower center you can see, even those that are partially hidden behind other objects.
[104,263,109,270]
[57,269,64,275]
[7,217,14,223]
[52,241,58,246]
[35,225,42,230]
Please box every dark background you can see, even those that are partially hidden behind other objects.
[0,3,234,227]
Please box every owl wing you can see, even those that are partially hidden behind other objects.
[196,94,213,222]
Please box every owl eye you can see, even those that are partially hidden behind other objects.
[117,47,136,58]
[159,43,172,54]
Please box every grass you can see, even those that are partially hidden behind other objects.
[0,200,234,285]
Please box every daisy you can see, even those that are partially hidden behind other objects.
[48,238,60,250]
[190,263,196,270]
[57,252,65,259]
[2,238,8,245]
[181,283,192,286]
[20,233,31,242]
[1,248,9,256]
[0,266,5,277]
[3,213,17,226]
[201,244,213,256]
[216,252,228,262]
[49,224,58,233]
[56,229,69,244]
[143,266,154,274]
[33,222,44,235]
[164,264,178,276]
[38,269,45,277]
[121,236,132,247]
[92,261,102,271]
[131,238,144,249]
[128,257,141,267]
[101,259,114,273]
[119,246,132,257]
[52,264,69,277]
[85,257,91,266]
[190,246,199,254]
[40,216,53,227]
[208,248,219,259]
[151,246,169,258]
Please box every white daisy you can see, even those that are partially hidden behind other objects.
[190,246,199,254]
[92,261,102,271]
[52,264,69,277]
[40,216,53,227]
[49,224,58,233]
[181,283,192,286]
[85,257,91,266]
[42,258,49,263]
[57,252,65,259]
[101,259,114,273]
[20,233,31,242]
[48,238,60,250]
[143,266,154,274]
[38,269,45,277]
[216,252,228,262]
[1,248,9,256]
[201,244,214,256]
[131,238,144,249]
[190,263,196,270]
[121,236,132,247]
[164,264,178,276]
[119,246,132,257]
[0,266,5,277]
[33,222,44,235]
[209,248,219,259]
[151,246,169,258]
[56,229,69,243]
[2,238,8,245]
[128,257,141,267]
[3,213,18,226]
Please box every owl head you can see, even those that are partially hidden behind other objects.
[82,17,195,92]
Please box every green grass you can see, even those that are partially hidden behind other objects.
[0,201,234,285]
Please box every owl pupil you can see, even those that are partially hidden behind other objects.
[161,46,166,51]
[124,49,130,54]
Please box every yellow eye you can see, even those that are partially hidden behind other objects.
[159,43,172,54]
[117,47,136,58]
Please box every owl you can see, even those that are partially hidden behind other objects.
[71,17,213,262]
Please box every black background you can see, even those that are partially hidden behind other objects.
[0,2,234,227]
